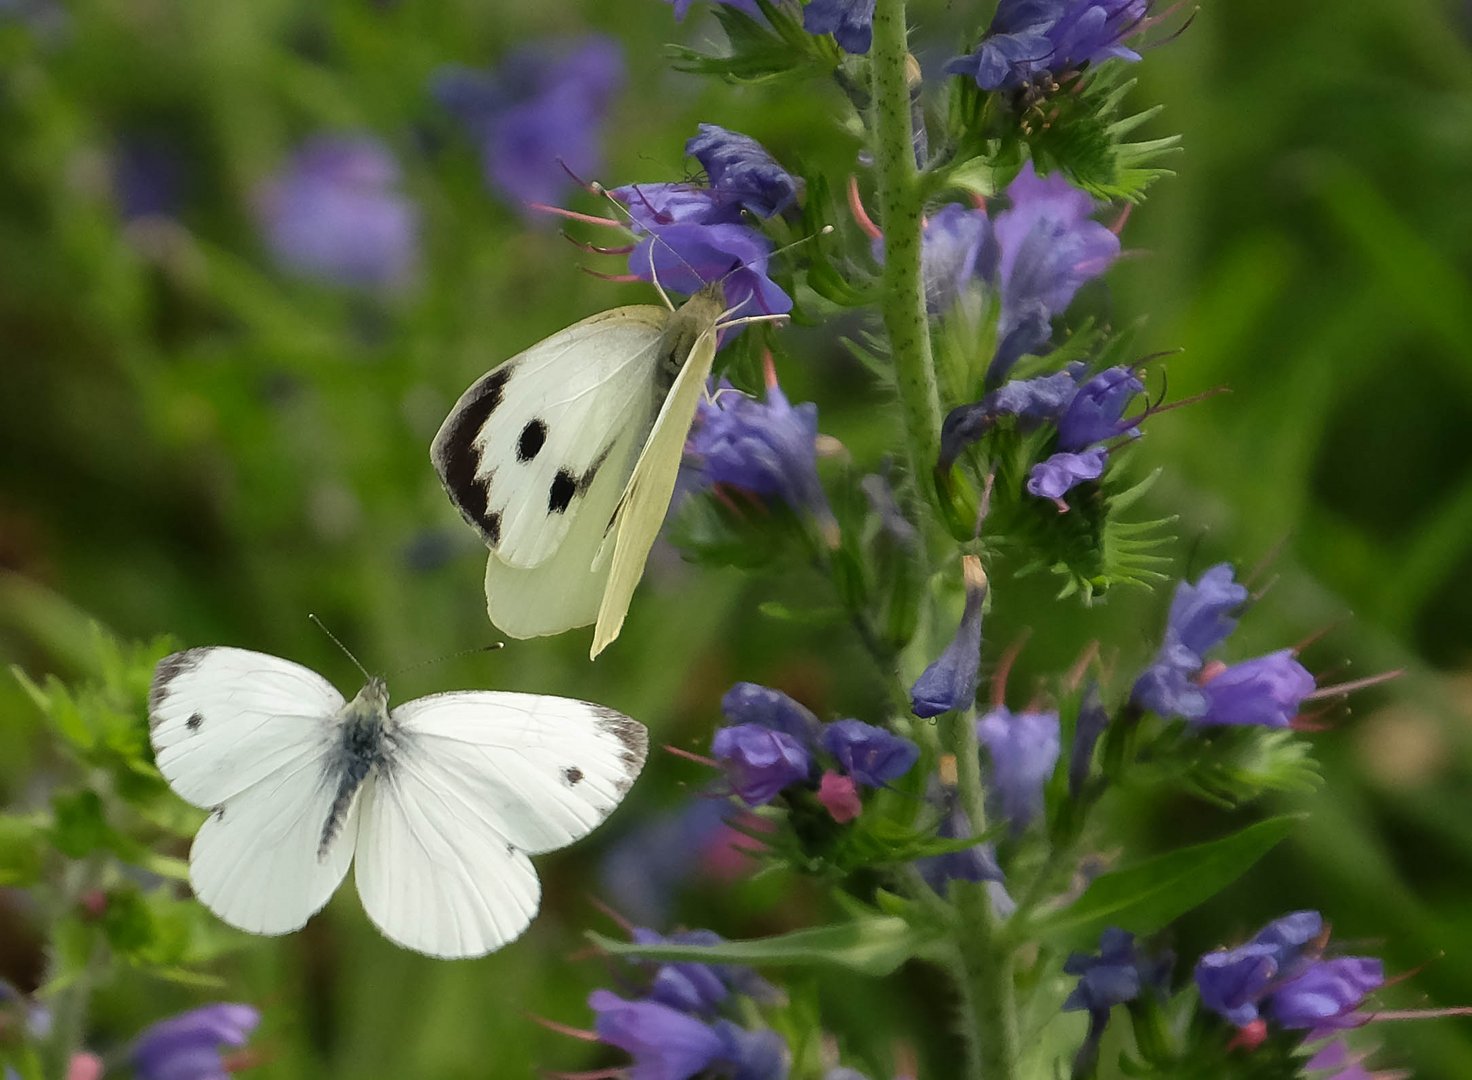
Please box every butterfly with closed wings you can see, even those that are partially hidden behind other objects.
[148,645,647,959]
[432,281,733,659]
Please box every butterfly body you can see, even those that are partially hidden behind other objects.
[433,284,726,656]
[149,646,647,958]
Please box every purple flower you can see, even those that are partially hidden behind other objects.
[976,707,1061,831]
[131,1003,260,1080]
[1165,563,1250,659]
[688,378,831,519]
[614,182,745,230]
[1194,911,1325,1027]
[1198,650,1314,729]
[990,163,1120,381]
[667,0,763,20]
[433,37,623,210]
[910,557,987,718]
[1026,447,1107,501]
[721,683,822,745]
[632,928,776,1017]
[1131,563,1249,719]
[713,1020,790,1080]
[1063,929,1146,1014]
[628,220,793,321]
[256,136,419,291]
[946,0,1149,91]
[1057,366,1143,450]
[1196,944,1281,1027]
[820,720,920,787]
[1068,683,1109,798]
[712,724,812,805]
[802,0,876,53]
[590,990,726,1080]
[686,124,800,219]
[939,366,1082,470]
[1269,957,1384,1031]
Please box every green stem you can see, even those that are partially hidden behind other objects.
[870,5,1019,1067]
[40,857,108,1079]
[870,0,942,497]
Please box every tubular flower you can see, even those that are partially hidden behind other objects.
[131,1003,261,1080]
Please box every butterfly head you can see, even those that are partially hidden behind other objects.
[344,675,391,725]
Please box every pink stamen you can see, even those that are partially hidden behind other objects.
[761,350,779,391]
[663,743,721,768]
[1291,619,1346,654]
[560,231,636,257]
[527,1014,600,1042]
[1305,669,1404,701]
[1109,203,1133,235]
[1243,535,1291,590]
[585,895,635,936]
[990,630,1033,709]
[544,1070,627,1080]
[847,175,882,240]
[1063,640,1101,692]
[1049,496,1070,514]
[526,202,623,228]
[580,268,642,283]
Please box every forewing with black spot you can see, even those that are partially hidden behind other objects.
[431,305,671,569]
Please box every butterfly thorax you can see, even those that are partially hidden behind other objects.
[655,283,725,392]
[317,677,393,859]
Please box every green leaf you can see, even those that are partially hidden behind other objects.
[1028,816,1301,949]
[0,813,46,886]
[589,915,937,977]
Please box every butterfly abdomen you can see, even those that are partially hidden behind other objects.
[318,678,393,860]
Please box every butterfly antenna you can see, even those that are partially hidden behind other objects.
[588,181,678,311]
[386,642,506,680]
[307,614,372,682]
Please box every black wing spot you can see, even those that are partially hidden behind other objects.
[186,712,204,732]
[548,470,577,514]
[563,766,584,786]
[517,419,548,462]
[434,366,513,543]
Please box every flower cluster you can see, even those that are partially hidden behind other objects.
[1194,911,1383,1035]
[433,35,624,210]
[1132,564,1317,728]
[871,164,1120,375]
[947,0,1151,92]
[711,682,918,821]
[612,124,797,321]
[581,927,788,1080]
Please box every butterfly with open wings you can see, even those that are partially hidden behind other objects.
[148,646,647,959]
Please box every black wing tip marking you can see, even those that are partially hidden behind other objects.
[149,647,210,721]
[591,706,648,794]
[434,365,514,545]
[548,470,577,514]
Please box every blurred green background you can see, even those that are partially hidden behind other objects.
[3,0,1472,1076]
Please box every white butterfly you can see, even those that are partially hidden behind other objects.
[148,645,647,959]
[431,282,729,659]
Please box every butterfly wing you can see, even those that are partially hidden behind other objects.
[149,648,357,935]
[353,692,647,959]
[431,306,670,570]
[590,295,723,658]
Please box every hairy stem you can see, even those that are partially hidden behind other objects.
[870,0,942,498]
[41,857,108,1079]
[871,2,1019,1073]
